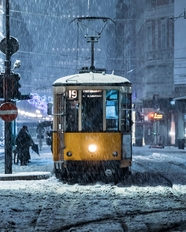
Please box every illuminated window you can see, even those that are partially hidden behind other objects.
[106,90,118,131]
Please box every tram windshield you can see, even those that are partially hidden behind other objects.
[82,90,103,132]
[64,89,132,133]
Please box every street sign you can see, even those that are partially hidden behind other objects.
[0,37,19,55]
[0,102,18,121]
[148,111,164,121]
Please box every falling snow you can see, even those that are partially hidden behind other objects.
[0,145,186,231]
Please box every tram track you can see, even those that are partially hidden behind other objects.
[34,188,186,232]
[132,160,173,187]
[121,209,186,232]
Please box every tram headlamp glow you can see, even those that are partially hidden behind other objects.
[88,144,97,153]
[66,151,72,157]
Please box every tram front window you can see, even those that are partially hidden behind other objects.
[82,90,103,132]
[106,90,118,131]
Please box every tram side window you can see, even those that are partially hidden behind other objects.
[82,90,103,132]
[106,90,118,131]
[66,91,79,132]
[121,93,132,132]
[56,94,66,131]
[121,92,131,108]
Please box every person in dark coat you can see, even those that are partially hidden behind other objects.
[16,126,34,165]
[46,128,53,153]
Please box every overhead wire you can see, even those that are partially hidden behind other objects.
[6,7,186,74]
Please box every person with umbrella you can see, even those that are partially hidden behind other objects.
[16,125,34,165]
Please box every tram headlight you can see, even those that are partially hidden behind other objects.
[88,144,97,153]
[66,151,72,157]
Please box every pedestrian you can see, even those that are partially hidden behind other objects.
[16,125,34,165]
[46,122,53,153]
[36,124,45,151]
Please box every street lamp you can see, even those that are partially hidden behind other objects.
[12,60,21,70]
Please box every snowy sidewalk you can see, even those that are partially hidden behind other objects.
[132,144,186,153]
[0,144,54,180]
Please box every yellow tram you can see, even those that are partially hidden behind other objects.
[51,71,132,182]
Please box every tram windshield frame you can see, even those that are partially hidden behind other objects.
[56,87,132,133]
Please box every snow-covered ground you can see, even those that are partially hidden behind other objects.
[0,145,186,231]
[0,144,53,175]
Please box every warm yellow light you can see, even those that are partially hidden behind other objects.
[88,144,97,153]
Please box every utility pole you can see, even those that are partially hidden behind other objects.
[4,0,12,174]
[0,1,22,173]
[0,1,27,173]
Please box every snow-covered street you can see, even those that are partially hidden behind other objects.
[0,145,186,231]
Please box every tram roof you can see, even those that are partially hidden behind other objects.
[53,72,131,86]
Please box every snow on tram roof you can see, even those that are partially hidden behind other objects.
[53,72,131,86]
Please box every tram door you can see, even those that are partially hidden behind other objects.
[120,92,132,132]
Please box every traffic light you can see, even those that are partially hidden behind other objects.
[47,102,53,115]
[140,113,144,121]
[0,73,3,98]
[10,72,21,100]
[149,112,154,121]
[0,72,21,100]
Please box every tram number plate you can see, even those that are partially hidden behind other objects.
[68,90,77,99]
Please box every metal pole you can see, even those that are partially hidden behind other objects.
[90,37,94,70]
[4,0,12,174]
[90,37,95,71]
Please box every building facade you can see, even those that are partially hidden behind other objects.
[133,0,175,146]
[0,0,186,146]
[117,0,186,147]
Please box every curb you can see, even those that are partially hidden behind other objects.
[133,146,186,152]
[0,172,52,181]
